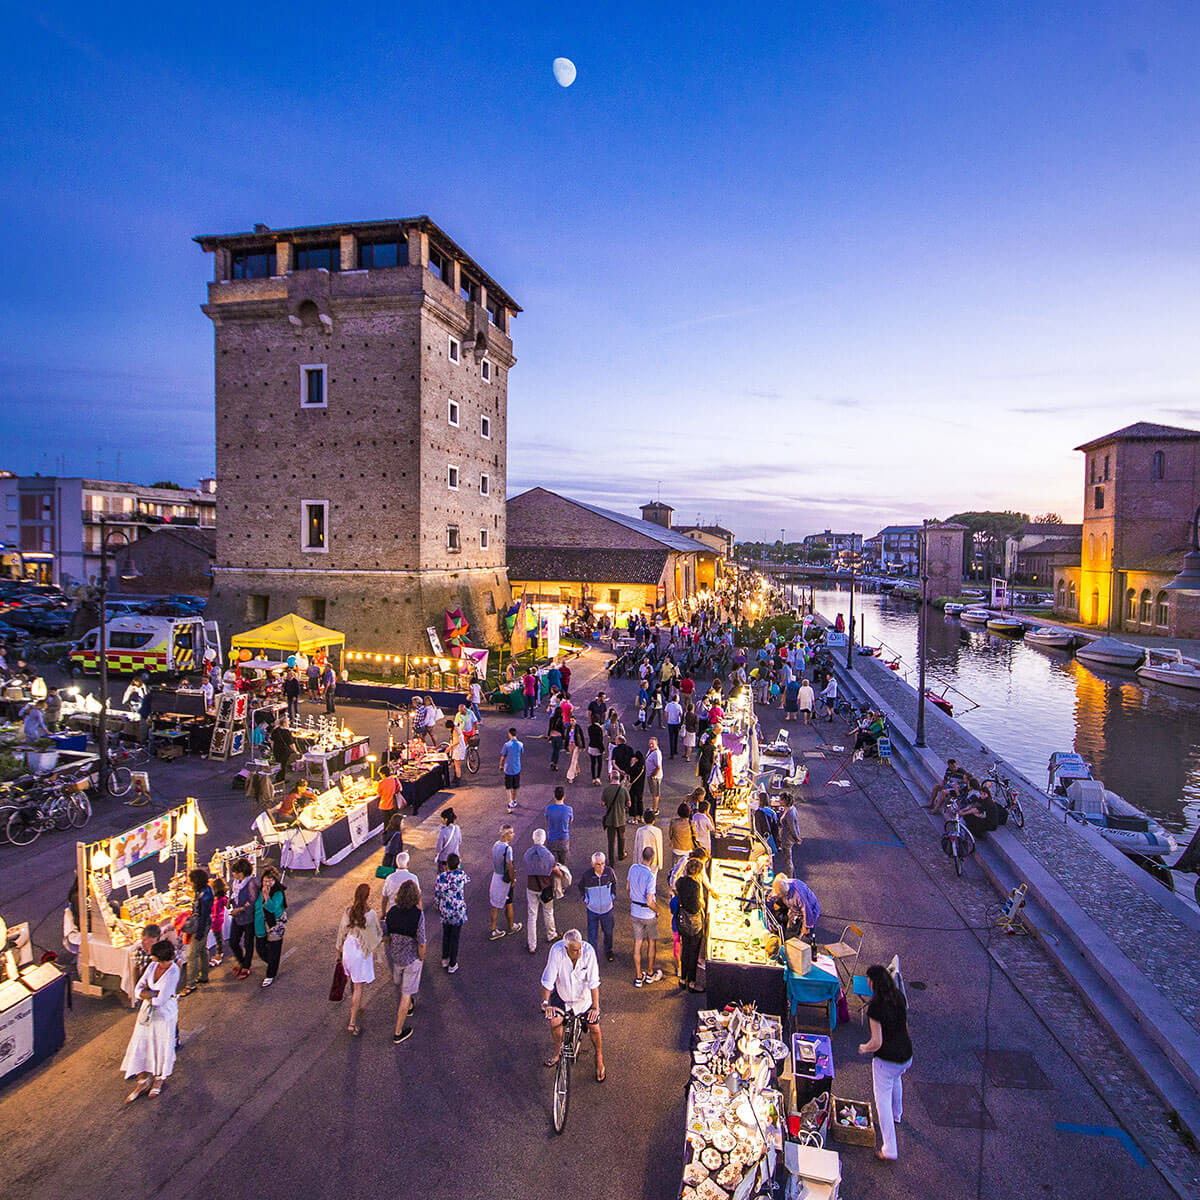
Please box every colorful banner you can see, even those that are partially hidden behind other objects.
[111,816,172,875]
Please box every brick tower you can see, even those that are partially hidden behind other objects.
[195,218,518,650]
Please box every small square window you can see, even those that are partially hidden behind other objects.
[1093,485,1105,511]
[480,529,489,549]
[608,589,621,605]
[448,400,460,427]
[447,525,460,551]
[447,466,459,490]
[480,415,491,439]
[301,501,328,552]
[480,359,491,382]
[300,365,327,408]
[479,473,490,496]
[448,336,460,364]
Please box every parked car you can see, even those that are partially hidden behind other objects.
[165,594,206,613]
[0,618,33,650]
[5,608,73,636]
[104,600,149,618]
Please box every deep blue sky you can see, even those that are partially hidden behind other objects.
[2,2,1199,539]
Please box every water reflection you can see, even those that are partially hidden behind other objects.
[801,585,1200,842]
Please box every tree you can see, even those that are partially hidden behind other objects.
[946,511,1030,580]
[1033,512,1064,525]
[150,480,183,490]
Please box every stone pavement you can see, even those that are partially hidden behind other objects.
[0,644,1195,1198]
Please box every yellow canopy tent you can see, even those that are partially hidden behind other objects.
[230,613,345,657]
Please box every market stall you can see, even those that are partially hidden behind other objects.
[0,916,68,1089]
[73,798,206,999]
[276,776,382,871]
[230,612,345,673]
[705,852,786,1013]
[681,1006,789,1198]
[296,715,371,788]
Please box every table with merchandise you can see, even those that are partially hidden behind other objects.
[280,776,382,870]
[705,853,785,1013]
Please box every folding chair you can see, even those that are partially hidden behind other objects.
[852,952,905,1024]
[823,923,865,989]
[126,871,157,896]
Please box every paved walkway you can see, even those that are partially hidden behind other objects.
[1,646,1196,1197]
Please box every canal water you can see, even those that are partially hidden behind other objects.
[798,585,1200,847]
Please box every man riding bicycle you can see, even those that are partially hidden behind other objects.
[540,929,606,1082]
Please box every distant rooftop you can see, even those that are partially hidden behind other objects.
[1075,421,1200,452]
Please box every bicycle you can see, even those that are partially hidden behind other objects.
[464,730,480,775]
[940,796,975,877]
[98,739,152,797]
[545,1006,586,1134]
[984,763,1025,829]
[6,779,92,845]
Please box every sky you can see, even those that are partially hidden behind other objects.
[2,1,1199,541]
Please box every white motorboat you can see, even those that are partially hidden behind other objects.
[943,602,964,615]
[986,617,1024,636]
[1046,752,1177,859]
[1075,636,1144,670]
[959,607,992,626]
[1136,649,1200,691]
[1025,626,1076,650]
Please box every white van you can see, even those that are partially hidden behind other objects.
[70,615,222,678]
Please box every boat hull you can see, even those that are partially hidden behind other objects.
[1075,637,1144,670]
[1137,664,1200,691]
[1026,629,1075,650]
[986,619,1024,635]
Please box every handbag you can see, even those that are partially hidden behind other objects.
[266,907,288,942]
[181,912,198,937]
[329,956,348,1002]
[375,864,396,879]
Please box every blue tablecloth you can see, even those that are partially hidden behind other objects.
[786,963,841,1029]
[338,682,467,710]
[0,969,68,1090]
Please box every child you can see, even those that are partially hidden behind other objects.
[208,877,228,968]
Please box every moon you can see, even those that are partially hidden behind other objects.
[552,57,576,87]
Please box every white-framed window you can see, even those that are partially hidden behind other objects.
[479,473,490,496]
[480,414,491,439]
[300,364,327,408]
[448,399,460,427]
[447,465,459,490]
[480,529,490,549]
[447,525,461,551]
[301,500,328,552]
[448,336,460,364]
[480,358,491,382]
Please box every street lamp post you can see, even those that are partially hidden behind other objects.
[916,520,929,747]
[95,516,134,793]
[846,567,855,672]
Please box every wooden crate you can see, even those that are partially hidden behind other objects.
[829,1095,876,1147]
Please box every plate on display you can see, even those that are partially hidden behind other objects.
[683,1162,708,1185]
[711,1129,736,1153]
[763,1039,788,1060]
[695,1180,728,1200]
[700,1147,723,1171]
[693,1067,716,1086]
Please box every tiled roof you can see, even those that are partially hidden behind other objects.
[1019,536,1080,556]
[1074,422,1200,451]
[507,547,669,585]
[507,488,702,555]
[1124,549,1191,575]
[677,524,734,539]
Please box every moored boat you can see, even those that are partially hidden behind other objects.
[943,602,964,615]
[1046,752,1177,860]
[986,617,1024,636]
[959,607,991,626]
[1075,636,1144,670]
[1136,649,1200,691]
[1025,626,1076,650]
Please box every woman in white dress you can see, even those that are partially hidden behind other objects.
[336,883,382,1037]
[121,941,179,1102]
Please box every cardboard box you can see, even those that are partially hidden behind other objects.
[829,1095,876,1147]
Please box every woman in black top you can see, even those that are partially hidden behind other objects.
[626,749,646,821]
[674,858,706,992]
[587,715,605,782]
[858,964,914,1161]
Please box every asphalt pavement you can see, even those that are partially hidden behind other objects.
[0,644,1191,1199]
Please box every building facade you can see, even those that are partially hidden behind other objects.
[507,488,704,622]
[0,475,216,587]
[675,524,735,561]
[802,530,862,559]
[195,218,519,650]
[878,525,922,573]
[1052,422,1200,637]
[1003,521,1083,584]
[111,527,216,597]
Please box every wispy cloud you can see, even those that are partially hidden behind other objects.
[661,304,774,332]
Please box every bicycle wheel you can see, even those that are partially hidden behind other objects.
[552,1055,571,1134]
[106,766,133,797]
[953,846,963,876]
[0,805,16,844]
[51,796,74,831]
[466,745,480,774]
[68,793,92,828]
[6,807,41,846]
[1010,799,1025,829]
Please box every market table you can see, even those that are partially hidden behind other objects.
[785,954,841,1031]
[338,681,468,710]
[0,964,68,1089]
[280,788,383,871]
[395,757,451,815]
[301,735,371,789]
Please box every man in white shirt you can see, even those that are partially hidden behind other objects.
[381,852,421,916]
[628,847,663,987]
[540,929,605,1080]
[645,737,664,810]
[122,673,148,710]
[664,695,683,758]
[633,810,664,873]
[820,677,838,722]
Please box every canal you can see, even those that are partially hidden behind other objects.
[799,585,1200,847]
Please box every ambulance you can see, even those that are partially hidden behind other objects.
[69,615,222,678]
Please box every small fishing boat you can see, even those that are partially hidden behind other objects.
[1136,649,1200,691]
[943,602,964,615]
[925,687,954,715]
[1046,752,1177,860]
[959,607,992,626]
[1025,626,1076,650]
[1075,637,1144,670]
[986,617,1024,636]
